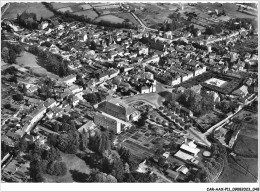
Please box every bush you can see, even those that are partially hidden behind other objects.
[13,94,24,101]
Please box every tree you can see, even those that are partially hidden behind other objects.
[124,173,136,182]
[43,146,61,162]
[83,93,98,105]
[111,158,125,182]
[90,41,96,50]
[158,156,166,167]
[22,84,27,93]
[13,94,24,101]
[9,49,18,64]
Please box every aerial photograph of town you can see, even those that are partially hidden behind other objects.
[1,1,258,186]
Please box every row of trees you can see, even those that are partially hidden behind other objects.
[28,45,70,77]
[1,41,24,64]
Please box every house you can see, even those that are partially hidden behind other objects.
[142,72,154,80]
[69,85,83,94]
[46,111,54,119]
[166,169,179,180]
[30,104,47,124]
[174,143,200,161]
[61,75,77,86]
[78,32,88,42]
[78,120,95,133]
[176,165,189,175]
[232,85,248,97]
[94,113,122,134]
[27,98,43,107]
[72,96,80,106]
[52,107,63,118]
[39,21,49,30]
[139,46,149,55]
[190,84,202,94]
[44,98,57,109]
[27,85,38,93]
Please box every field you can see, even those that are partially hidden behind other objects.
[16,51,59,79]
[114,12,140,26]
[234,110,258,139]
[79,4,92,10]
[130,3,174,27]
[218,107,258,183]
[218,155,258,182]
[57,7,73,13]
[2,2,54,20]
[233,135,258,157]
[74,10,99,20]
[94,15,125,24]
[43,152,91,182]
[51,3,79,10]
[196,3,257,19]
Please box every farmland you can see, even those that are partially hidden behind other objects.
[51,3,80,10]
[114,12,141,26]
[74,10,99,20]
[94,15,125,24]
[128,3,176,27]
[2,2,54,20]
[218,155,258,182]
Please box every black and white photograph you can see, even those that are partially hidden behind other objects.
[1,1,259,191]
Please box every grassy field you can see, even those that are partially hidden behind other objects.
[233,135,258,157]
[196,3,257,19]
[51,2,80,10]
[234,110,258,139]
[94,15,125,24]
[74,10,99,20]
[132,3,173,27]
[79,4,92,10]
[43,152,91,183]
[2,2,54,20]
[114,12,141,26]
[16,51,59,79]
[57,7,73,13]
[218,155,258,182]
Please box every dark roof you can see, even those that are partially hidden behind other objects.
[98,101,126,121]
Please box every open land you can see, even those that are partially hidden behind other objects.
[2,3,54,20]
[16,52,59,79]
[94,15,125,24]
[74,10,99,20]
[43,152,91,182]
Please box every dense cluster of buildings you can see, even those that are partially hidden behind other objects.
[1,3,258,183]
